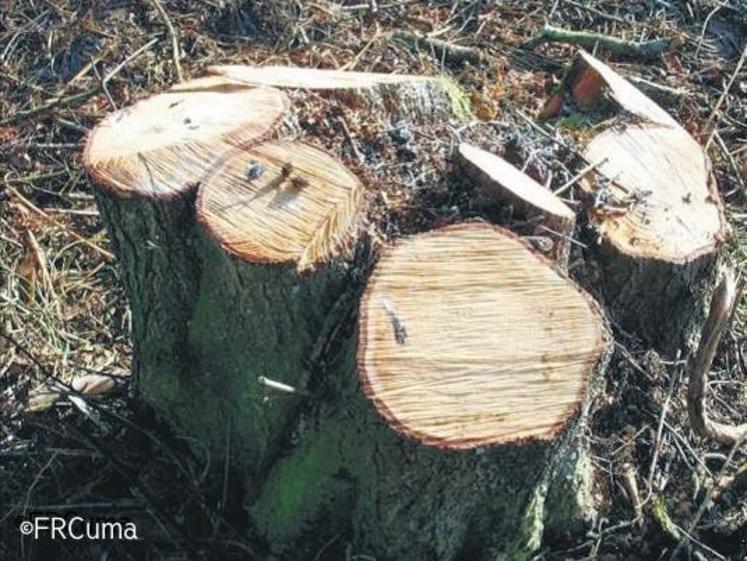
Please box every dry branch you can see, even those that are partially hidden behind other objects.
[687,270,747,446]
[149,0,184,82]
[392,30,483,65]
[525,25,672,60]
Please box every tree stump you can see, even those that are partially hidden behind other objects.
[85,66,621,559]
[457,142,576,267]
[543,51,727,353]
[85,68,468,473]
[250,222,610,560]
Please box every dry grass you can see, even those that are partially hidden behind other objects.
[0,1,744,560]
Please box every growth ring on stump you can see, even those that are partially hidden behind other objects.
[359,222,608,448]
[84,76,289,197]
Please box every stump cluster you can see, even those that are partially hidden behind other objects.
[84,52,727,560]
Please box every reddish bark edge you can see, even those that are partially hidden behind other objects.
[83,85,290,202]
[195,139,365,271]
[356,220,612,450]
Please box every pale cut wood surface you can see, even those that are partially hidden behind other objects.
[84,76,289,197]
[359,222,608,449]
[198,141,364,271]
[207,65,428,89]
[585,125,723,261]
[567,51,725,262]
[570,50,676,127]
[458,143,575,223]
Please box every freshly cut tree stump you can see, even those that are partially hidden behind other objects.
[249,223,611,560]
[457,142,576,267]
[88,66,618,559]
[197,140,364,272]
[85,69,470,473]
[544,51,727,352]
[85,76,289,198]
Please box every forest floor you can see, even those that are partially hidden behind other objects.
[0,1,745,560]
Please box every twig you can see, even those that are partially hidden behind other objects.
[648,354,682,489]
[337,115,365,165]
[258,376,307,396]
[524,25,672,60]
[7,186,114,261]
[102,37,159,110]
[553,157,607,196]
[669,432,747,561]
[0,88,99,126]
[712,130,747,194]
[704,45,747,149]
[563,0,626,23]
[149,0,184,82]
[340,29,382,71]
[392,30,483,65]
[628,76,690,102]
[687,269,747,446]
[620,463,643,525]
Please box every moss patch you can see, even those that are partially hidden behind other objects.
[249,418,353,549]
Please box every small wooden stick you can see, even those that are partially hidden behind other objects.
[8,186,114,261]
[524,25,672,60]
[150,0,184,82]
[687,269,747,446]
[393,31,483,65]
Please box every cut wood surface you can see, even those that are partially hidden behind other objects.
[458,142,576,265]
[207,64,428,89]
[585,124,723,262]
[84,76,289,198]
[562,51,725,263]
[198,141,365,271]
[359,222,608,448]
[556,49,676,126]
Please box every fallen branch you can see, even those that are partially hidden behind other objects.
[687,269,747,446]
[392,30,483,65]
[149,0,184,82]
[7,186,114,261]
[524,25,672,60]
[627,76,690,102]
[0,87,99,126]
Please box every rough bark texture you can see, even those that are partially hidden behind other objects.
[591,245,721,354]
[95,187,348,471]
[249,327,611,561]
